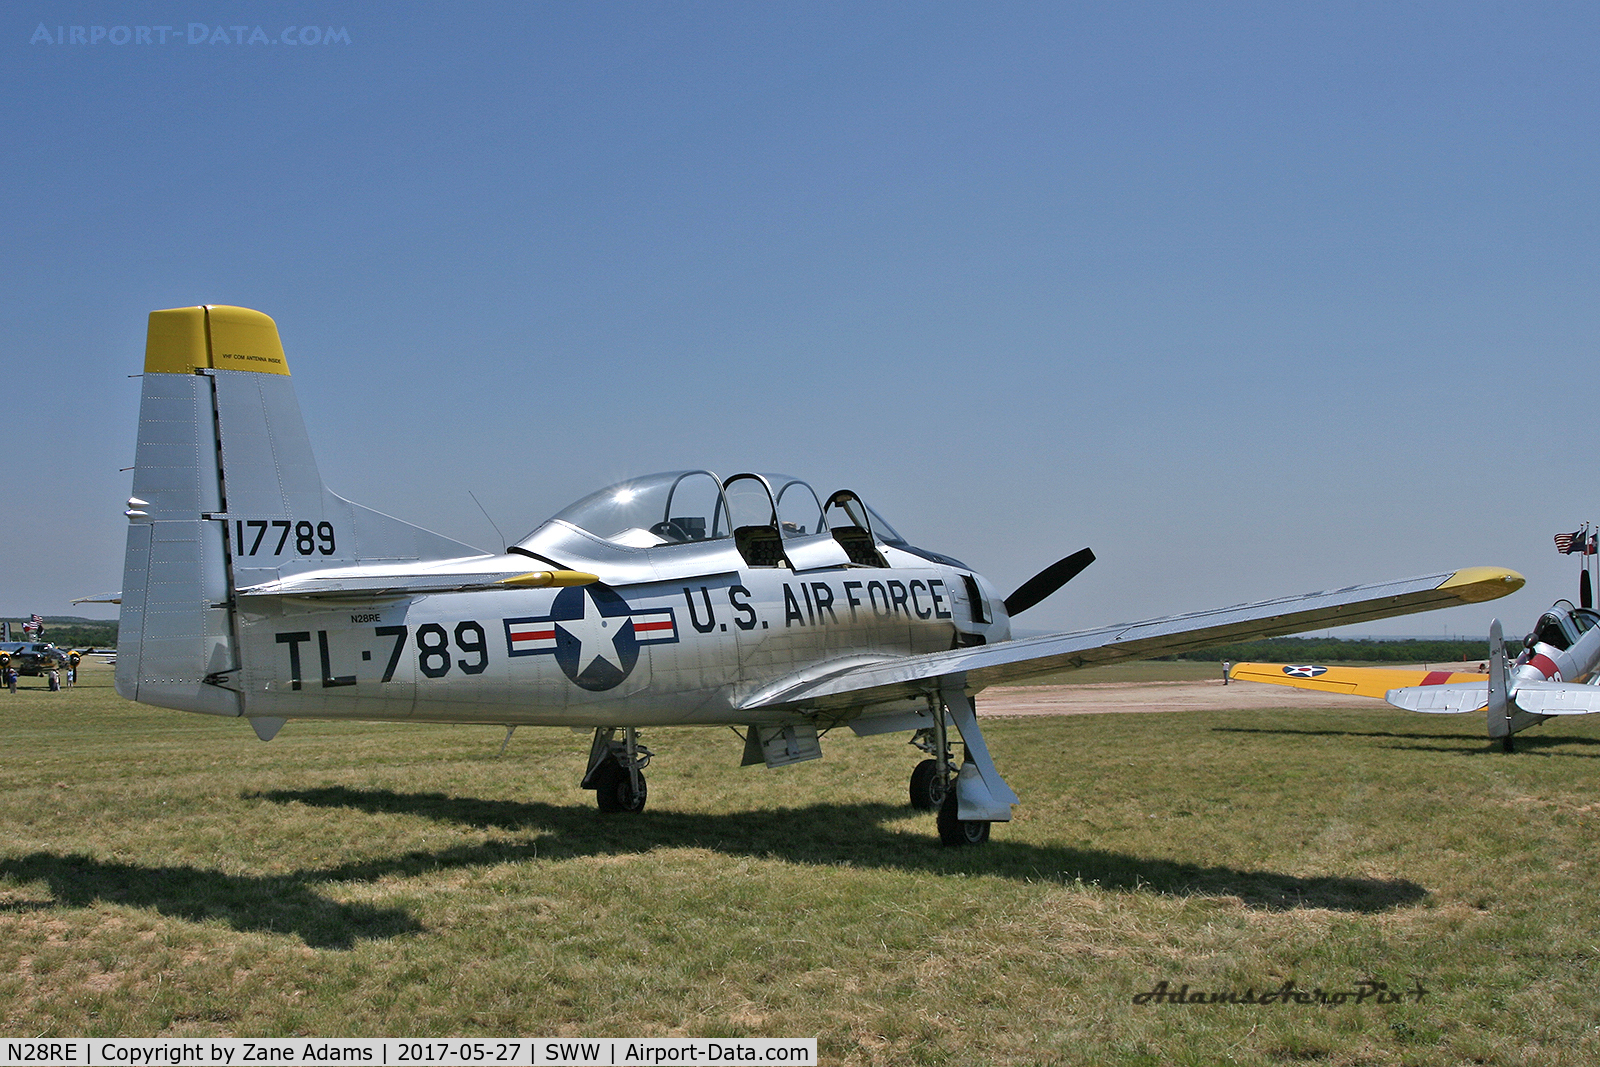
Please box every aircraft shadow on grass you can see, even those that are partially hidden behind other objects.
[252,786,1425,915]
[0,790,1426,948]
[0,851,423,950]
[1211,725,1600,758]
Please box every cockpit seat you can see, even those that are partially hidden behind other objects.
[1531,612,1574,651]
[831,525,886,567]
[735,525,788,568]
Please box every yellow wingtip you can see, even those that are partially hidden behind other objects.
[1436,567,1525,603]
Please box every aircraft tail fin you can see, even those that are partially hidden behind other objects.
[117,305,480,714]
[1486,618,1511,740]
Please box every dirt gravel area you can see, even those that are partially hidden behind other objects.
[979,679,1376,716]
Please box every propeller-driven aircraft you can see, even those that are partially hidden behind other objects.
[112,305,1525,844]
[1230,594,1600,751]
[0,641,77,676]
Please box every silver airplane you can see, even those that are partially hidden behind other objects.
[1399,604,1600,750]
[112,305,1524,845]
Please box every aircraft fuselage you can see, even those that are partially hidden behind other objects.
[233,560,1000,728]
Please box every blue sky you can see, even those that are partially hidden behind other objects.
[4,2,1597,641]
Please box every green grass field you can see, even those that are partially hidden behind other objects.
[3,661,1598,1065]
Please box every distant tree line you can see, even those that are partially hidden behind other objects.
[1169,637,1489,663]
[3,618,118,649]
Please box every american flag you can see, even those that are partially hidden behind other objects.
[1556,530,1584,554]
[23,614,43,637]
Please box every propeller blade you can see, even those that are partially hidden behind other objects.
[1582,570,1592,610]
[1004,548,1095,617]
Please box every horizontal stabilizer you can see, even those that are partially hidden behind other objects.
[1508,681,1600,716]
[237,566,599,599]
[1385,682,1488,714]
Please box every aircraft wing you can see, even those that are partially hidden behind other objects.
[742,566,1522,714]
[1505,681,1600,716]
[1229,663,1488,700]
[1384,682,1488,714]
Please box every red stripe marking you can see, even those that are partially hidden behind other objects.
[1421,671,1452,686]
[510,628,555,642]
[1530,653,1560,679]
[633,620,674,633]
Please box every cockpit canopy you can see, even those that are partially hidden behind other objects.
[536,470,907,551]
[1527,602,1600,652]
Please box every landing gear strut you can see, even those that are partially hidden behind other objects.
[913,687,1014,847]
[909,723,950,811]
[582,726,651,813]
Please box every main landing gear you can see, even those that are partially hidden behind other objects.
[908,755,947,811]
[908,685,1016,847]
[937,787,991,846]
[912,737,992,846]
[582,726,651,813]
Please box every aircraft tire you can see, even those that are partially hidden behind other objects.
[592,762,647,814]
[909,759,946,811]
[936,790,990,847]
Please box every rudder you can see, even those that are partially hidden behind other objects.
[117,305,480,714]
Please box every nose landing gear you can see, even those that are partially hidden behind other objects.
[582,725,651,813]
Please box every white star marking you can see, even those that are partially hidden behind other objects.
[556,589,623,677]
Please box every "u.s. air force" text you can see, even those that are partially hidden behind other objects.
[682,579,952,633]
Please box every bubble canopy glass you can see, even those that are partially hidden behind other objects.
[531,470,905,549]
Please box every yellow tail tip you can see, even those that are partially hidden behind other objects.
[145,305,288,376]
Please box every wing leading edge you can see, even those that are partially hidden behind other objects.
[743,566,1523,715]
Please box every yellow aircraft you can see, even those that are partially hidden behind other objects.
[1231,598,1600,751]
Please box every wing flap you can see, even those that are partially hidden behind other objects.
[743,566,1522,713]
